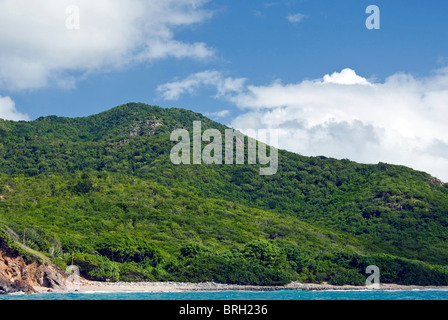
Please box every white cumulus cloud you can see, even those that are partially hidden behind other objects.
[323,68,371,85]
[0,0,214,90]
[0,96,29,121]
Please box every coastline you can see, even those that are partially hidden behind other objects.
[34,280,448,294]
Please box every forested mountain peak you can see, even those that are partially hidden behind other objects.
[2,103,222,142]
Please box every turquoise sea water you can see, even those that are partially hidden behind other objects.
[1,290,448,300]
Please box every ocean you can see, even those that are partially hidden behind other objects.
[1,289,448,300]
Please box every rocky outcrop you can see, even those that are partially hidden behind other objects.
[0,248,70,294]
[429,177,444,187]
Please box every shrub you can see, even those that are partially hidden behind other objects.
[329,269,365,286]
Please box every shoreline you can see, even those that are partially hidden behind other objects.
[34,280,448,294]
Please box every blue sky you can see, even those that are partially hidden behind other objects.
[1,0,448,180]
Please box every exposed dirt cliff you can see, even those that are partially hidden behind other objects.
[0,248,71,294]
[0,227,71,295]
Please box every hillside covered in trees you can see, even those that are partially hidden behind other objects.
[1,103,448,286]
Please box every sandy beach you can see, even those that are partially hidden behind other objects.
[34,280,448,294]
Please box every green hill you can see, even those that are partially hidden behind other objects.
[1,103,447,285]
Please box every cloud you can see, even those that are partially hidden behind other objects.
[323,68,371,85]
[205,110,231,118]
[0,96,29,121]
[157,70,246,100]
[286,13,307,24]
[0,0,214,90]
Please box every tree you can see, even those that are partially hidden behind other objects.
[243,240,283,267]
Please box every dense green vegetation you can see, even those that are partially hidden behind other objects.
[1,103,447,285]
